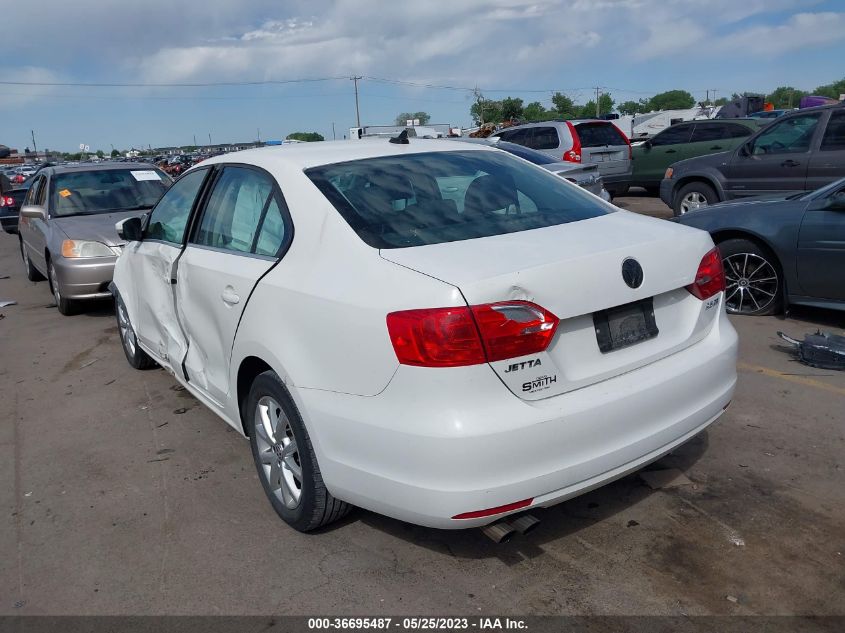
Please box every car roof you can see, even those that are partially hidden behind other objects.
[195,138,495,171]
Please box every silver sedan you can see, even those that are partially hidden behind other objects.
[18,163,171,315]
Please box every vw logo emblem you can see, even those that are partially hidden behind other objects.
[621,258,644,289]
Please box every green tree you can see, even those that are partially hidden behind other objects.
[647,90,695,111]
[286,132,325,142]
[95,150,104,158]
[110,149,120,158]
[522,101,548,121]
[713,97,729,106]
[471,98,503,124]
[765,86,807,109]
[550,92,577,119]
[813,77,845,100]
[500,97,524,120]
[618,100,644,115]
[394,111,431,126]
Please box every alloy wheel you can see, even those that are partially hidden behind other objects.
[679,191,708,214]
[723,252,779,314]
[49,263,61,305]
[254,396,303,509]
[116,299,137,357]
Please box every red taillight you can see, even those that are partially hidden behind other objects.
[0,196,13,207]
[452,498,533,520]
[564,121,582,162]
[386,301,559,368]
[687,247,726,300]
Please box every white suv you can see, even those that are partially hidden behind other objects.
[112,139,737,532]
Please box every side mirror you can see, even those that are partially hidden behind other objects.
[117,216,144,242]
[643,140,652,150]
[20,205,46,220]
[738,143,751,157]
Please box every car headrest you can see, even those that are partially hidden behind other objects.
[463,174,518,217]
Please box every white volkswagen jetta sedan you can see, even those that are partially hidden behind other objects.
[111,138,737,532]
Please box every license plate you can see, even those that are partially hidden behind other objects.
[593,298,659,353]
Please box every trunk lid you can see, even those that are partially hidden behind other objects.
[381,211,719,400]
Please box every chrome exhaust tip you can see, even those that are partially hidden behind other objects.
[509,514,540,536]
[480,521,517,544]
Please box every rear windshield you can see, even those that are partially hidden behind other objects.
[51,168,171,217]
[575,122,627,147]
[306,150,611,249]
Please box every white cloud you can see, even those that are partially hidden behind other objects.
[0,67,61,109]
[710,11,845,56]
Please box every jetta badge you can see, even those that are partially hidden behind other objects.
[621,258,644,289]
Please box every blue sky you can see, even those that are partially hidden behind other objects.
[2,0,844,153]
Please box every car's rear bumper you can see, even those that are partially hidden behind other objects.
[53,254,118,300]
[299,305,738,529]
[0,214,18,234]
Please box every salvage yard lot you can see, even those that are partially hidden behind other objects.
[1,196,843,616]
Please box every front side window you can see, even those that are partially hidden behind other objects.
[650,124,693,147]
[51,168,171,217]
[751,113,822,155]
[193,167,274,254]
[497,128,529,145]
[146,168,207,243]
[820,111,845,151]
[306,150,611,249]
[25,176,46,206]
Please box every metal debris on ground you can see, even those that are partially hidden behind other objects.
[0,300,16,307]
[639,468,693,490]
[778,331,845,370]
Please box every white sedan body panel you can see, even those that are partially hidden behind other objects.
[112,139,738,529]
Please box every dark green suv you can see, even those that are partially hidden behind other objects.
[627,119,762,194]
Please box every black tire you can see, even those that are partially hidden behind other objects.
[717,238,783,316]
[245,371,351,532]
[115,291,156,369]
[20,238,45,281]
[673,181,719,216]
[607,185,628,197]
[644,186,660,196]
[47,257,78,316]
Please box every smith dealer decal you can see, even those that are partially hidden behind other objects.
[522,375,557,393]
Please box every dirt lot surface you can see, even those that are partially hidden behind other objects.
[1,195,843,616]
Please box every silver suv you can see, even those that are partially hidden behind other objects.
[493,120,632,195]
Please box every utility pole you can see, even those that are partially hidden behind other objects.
[257,128,261,143]
[351,76,362,128]
[595,87,601,118]
[31,130,37,157]
[332,122,336,140]
[208,133,212,146]
[193,134,197,147]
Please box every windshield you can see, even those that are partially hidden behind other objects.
[495,141,557,165]
[51,168,171,217]
[306,150,611,249]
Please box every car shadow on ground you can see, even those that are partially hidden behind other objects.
[343,431,710,564]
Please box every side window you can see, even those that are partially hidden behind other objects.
[498,128,529,146]
[689,124,729,143]
[146,168,207,243]
[820,111,845,151]
[725,124,754,139]
[254,197,288,256]
[26,176,45,206]
[529,127,559,150]
[193,167,274,254]
[650,124,693,147]
[751,113,822,155]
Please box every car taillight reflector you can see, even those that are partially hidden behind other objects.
[452,498,533,520]
[0,196,13,207]
[564,121,582,163]
[687,247,726,300]
[386,301,559,368]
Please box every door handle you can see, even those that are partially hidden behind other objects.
[221,287,240,305]
[781,159,800,167]
[709,145,723,150]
